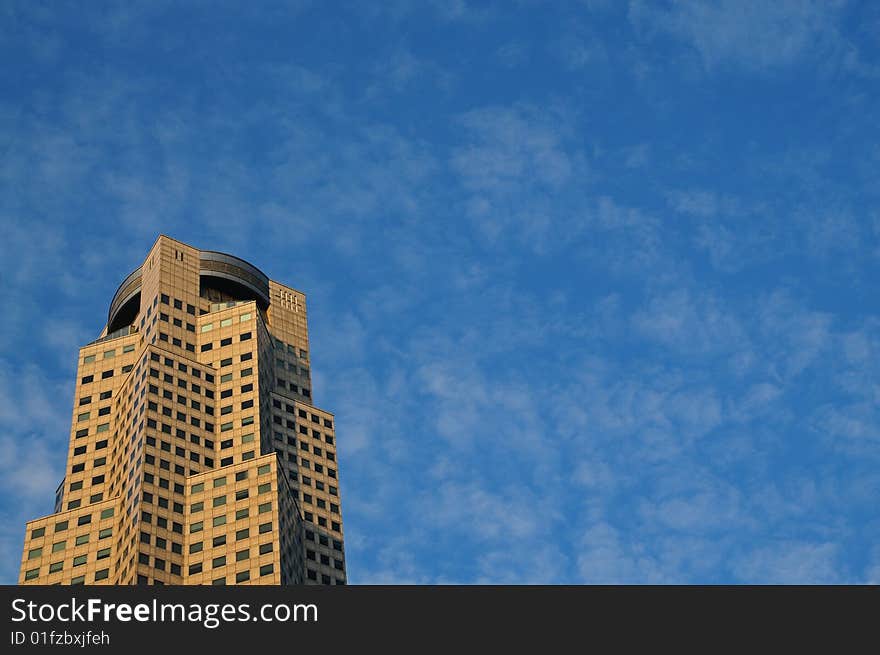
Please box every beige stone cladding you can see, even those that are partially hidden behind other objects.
[19,235,346,585]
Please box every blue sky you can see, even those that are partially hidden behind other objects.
[2,1,880,584]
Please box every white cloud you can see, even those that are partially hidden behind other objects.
[577,522,665,583]
[629,0,847,72]
[732,541,843,583]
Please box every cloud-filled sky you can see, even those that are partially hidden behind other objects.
[2,1,880,583]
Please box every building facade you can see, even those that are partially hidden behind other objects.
[19,236,346,585]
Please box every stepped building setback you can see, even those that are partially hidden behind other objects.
[19,235,346,585]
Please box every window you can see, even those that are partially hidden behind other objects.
[24,568,39,581]
[259,563,274,576]
[236,528,249,540]
[83,354,96,364]
[81,375,94,384]
[212,555,227,568]
[31,527,45,539]
[94,569,109,581]
[189,563,203,575]
[28,547,42,559]
[97,548,111,560]
[235,571,250,583]
[235,549,249,562]
[49,561,64,573]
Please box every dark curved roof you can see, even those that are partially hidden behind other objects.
[108,249,271,329]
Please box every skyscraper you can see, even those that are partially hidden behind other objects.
[19,236,346,585]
